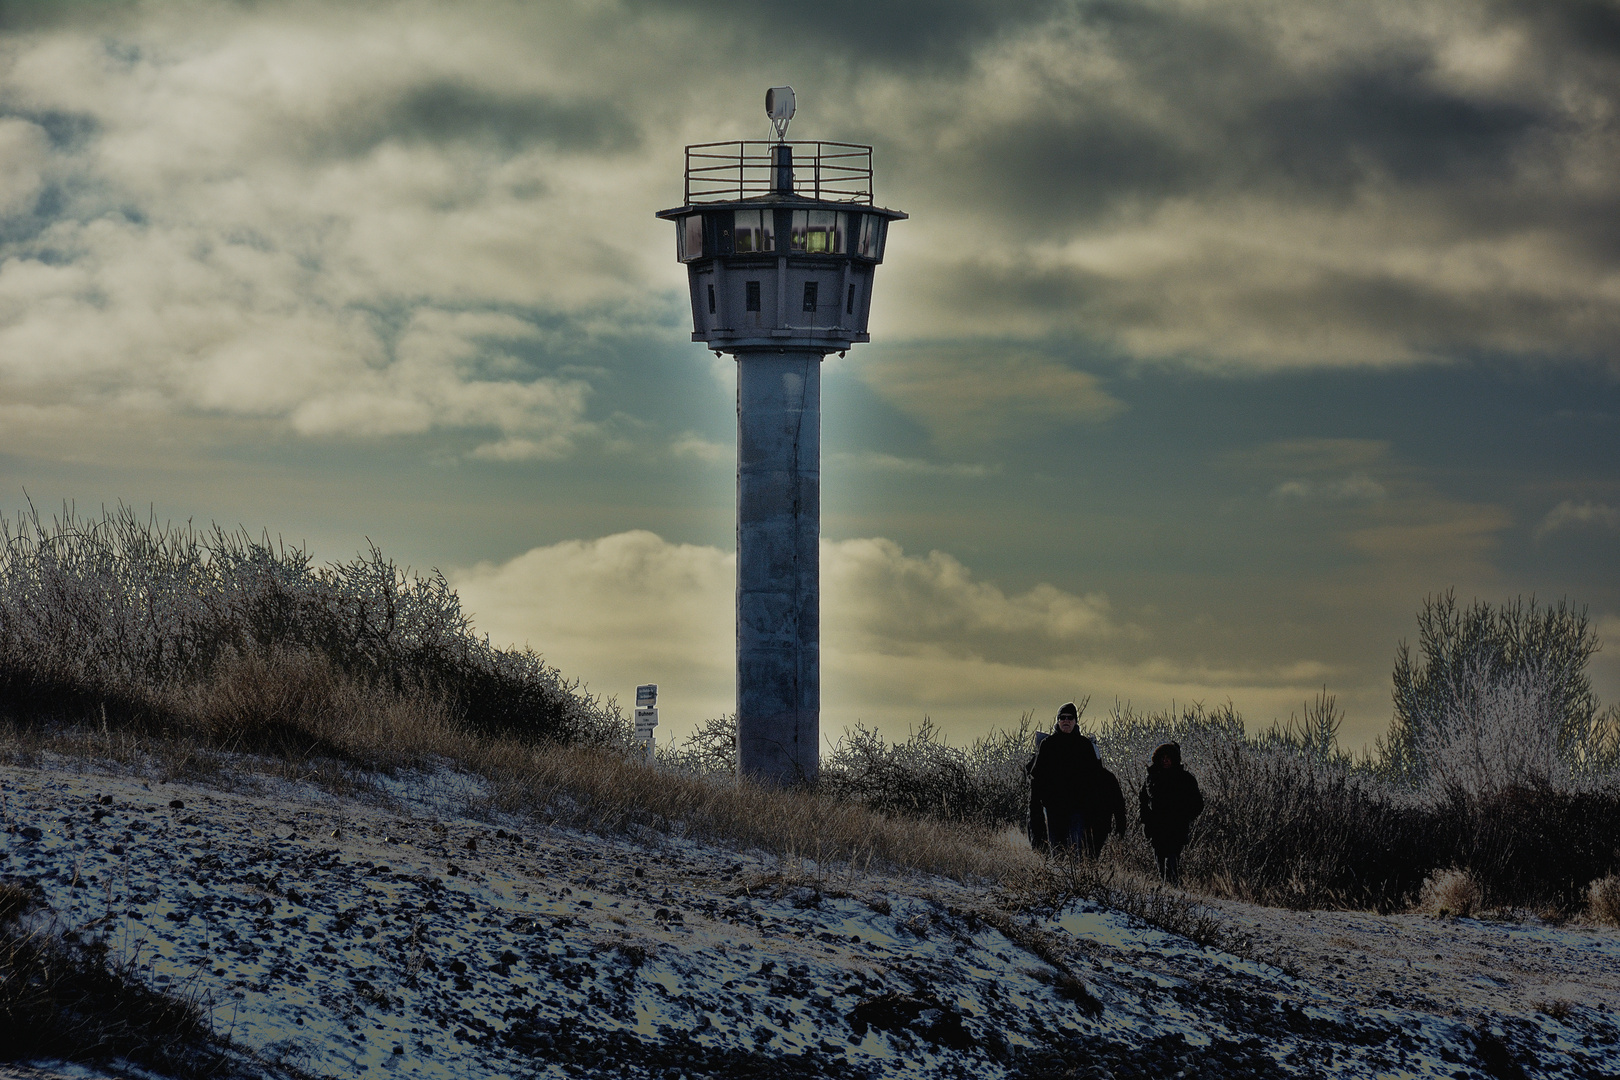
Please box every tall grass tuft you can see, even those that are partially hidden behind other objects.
[0,884,232,1076]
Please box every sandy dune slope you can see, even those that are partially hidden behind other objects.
[2,757,1618,1079]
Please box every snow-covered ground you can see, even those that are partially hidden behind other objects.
[3,756,1619,1079]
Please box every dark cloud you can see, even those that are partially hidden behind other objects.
[0,0,134,31]
[1498,0,1620,61]
[1,107,99,150]
[1250,65,1545,189]
[925,10,1555,229]
[625,0,1059,65]
[309,80,639,159]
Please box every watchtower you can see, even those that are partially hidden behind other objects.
[657,89,906,785]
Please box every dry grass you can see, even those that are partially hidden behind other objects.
[1418,867,1483,918]
[1587,874,1620,926]
[997,848,1248,954]
[486,740,1034,883]
[0,647,1034,886]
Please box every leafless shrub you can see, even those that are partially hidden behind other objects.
[1587,874,1620,926]
[657,713,738,775]
[1418,867,1482,918]
[1386,592,1603,788]
[819,713,1036,829]
[0,503,624,747]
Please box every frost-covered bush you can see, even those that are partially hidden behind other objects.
[657,713,738,775]
[1385,592,1606,789]
[820,715,1033,829]
[0,504,624,746]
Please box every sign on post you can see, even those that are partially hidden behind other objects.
[634,684,659,759]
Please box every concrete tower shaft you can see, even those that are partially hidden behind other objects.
[735,349,821,783]
[658,132,905,785]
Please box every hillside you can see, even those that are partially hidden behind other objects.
[3,753,1618,1080]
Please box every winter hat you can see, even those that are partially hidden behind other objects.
[1056,702,1079,721]
[1152,742,1182,767]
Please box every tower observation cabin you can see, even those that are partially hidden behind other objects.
[657,89,906,785]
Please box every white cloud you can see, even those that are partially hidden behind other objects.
[452,530,1342,744]
[0,12,670,455]
[1534,500,1620,541]
[1270,472,1388,502]
[827,452,996,479]
[670,431,728,463]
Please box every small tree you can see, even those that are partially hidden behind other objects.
[1385,591,1600,788]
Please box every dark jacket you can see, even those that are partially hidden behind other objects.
[1085,767,1128,839]
[1029,728,1097,815]
[1138,742,1204,852]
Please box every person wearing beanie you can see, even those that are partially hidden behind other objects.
[1138,742,1204,885]
[1028,701,1098,854]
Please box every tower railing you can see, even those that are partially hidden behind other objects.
[684,141,874,205]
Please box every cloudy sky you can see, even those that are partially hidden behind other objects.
[2,0,1617,751]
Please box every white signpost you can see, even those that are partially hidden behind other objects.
[634,684,658,759]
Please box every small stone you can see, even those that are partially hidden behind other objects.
[466,838,477,852]
[169,799,184,809]
[19,826,42,841]
[331,829,341,839]
[98,795,112,805]
[392,1045,404,1055]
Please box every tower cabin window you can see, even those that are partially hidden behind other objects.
[745,281,761,312]
[803,281,819,312]
[678,213,704,262]
[790,210,846,254]
[856,214,886,260]
[733,209,774,253]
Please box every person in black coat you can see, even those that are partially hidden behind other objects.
[1028,702,1097,854]
[1138,741,1204,884]
[1024,730,1051,851]
[1082,744,1128,859]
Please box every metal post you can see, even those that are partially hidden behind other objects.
[735,349,820,784]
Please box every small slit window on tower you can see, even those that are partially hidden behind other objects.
[802,281,819,312]
[846,283,855,314]
[707,284,716,314]
[745,281,761,312]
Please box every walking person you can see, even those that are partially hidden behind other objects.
[1138,742,1203,884]
[1029,702,1095,854]
[1023,729,1051,851]
[1082,739,1128,859]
